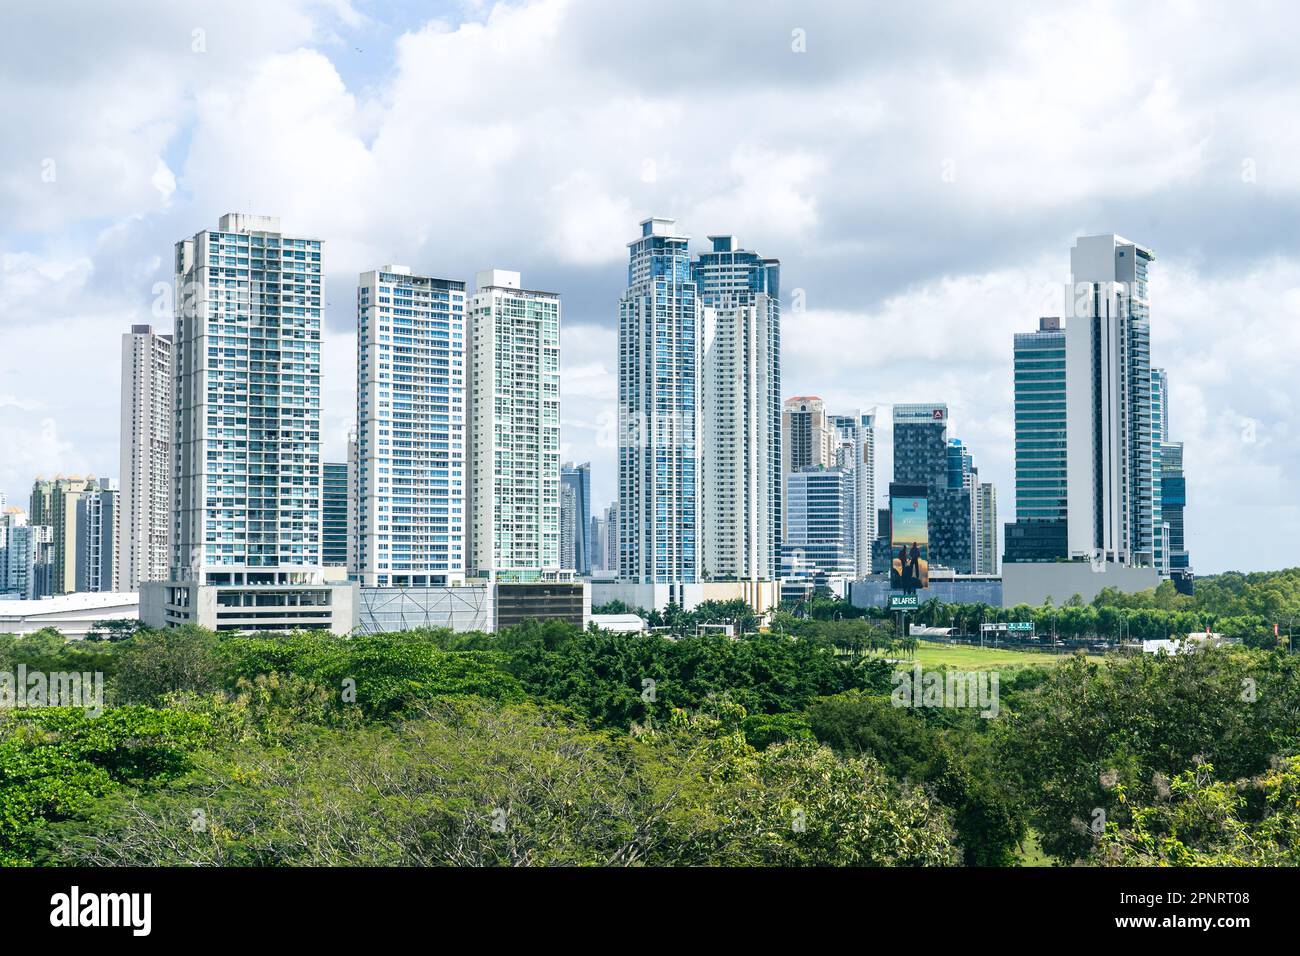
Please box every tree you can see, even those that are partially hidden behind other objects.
[807,691,1026,865]
[0,706,214,865]
[998,648,1299,863]
[1095,757,1300,866]
[113,625,223,705]
[86,619,145,642]
[56,697,958,867]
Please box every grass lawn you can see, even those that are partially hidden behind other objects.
[889,641,1095,670]
[1016,829,1054,867]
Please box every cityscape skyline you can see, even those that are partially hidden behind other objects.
[3,1,1296,574]
[0,221,1205,585]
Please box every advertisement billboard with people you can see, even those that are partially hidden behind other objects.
[890,486,929,590]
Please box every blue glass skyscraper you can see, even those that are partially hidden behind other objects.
[618,218,700,584]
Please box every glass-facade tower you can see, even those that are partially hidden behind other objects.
[322,462,348,567]
[618,218,700,584]
[1004,316,1069,563]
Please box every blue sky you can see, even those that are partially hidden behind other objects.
[1,0,1298,573]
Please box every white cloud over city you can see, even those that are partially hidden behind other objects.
[2,0,1298,571]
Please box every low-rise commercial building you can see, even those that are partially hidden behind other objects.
[140,579,357,635]
[0,591,139,639]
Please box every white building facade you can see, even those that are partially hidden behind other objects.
[467,269,562,582]
[696,237,781,583]
[356,266,468,587]
[118,324,173,591]
[171,214,325,584]
[1065,234,1155,567]
[143,214,353,635]
[830,410,877,577]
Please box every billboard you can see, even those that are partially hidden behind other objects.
[889,485,929,590]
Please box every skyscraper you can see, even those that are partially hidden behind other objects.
[696,236,780,582]
[588,513,608,575]
[29,476,96,595]
[172,214,324,583]
[143,214,352,633]
[603,501,618,574]
[1065,234,1155,566]
[560,480,577,572]
[1151,367,1169,575]
[618,218,700,585]
[887,404,973,573]
[467,271,562,582]
[974,481,997,575]
[346,427,359,576]
[75,478,118,592]
[118,323,172,591]
[782,397,834,474]
[1004,316,1068,562]
[948,437,979,571]
[781,466,856,600]
[829,410,877,576]
[356,265,467,587]
[1156,369,1191,588]
[322,462,348,568]
[0,507,48,599]
[559,462,590,575]
[1160,441,1191,581]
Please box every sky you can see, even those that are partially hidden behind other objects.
[1,0,1298,574]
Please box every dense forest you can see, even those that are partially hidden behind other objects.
[2,564,1298,868]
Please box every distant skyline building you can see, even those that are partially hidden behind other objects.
[696,236,780,582]
[346,427,359,576]
[884,404,974,573]
[468,270,562,582]
[1156,368,1192,587]
[1161,441,1191,582]
[782,397,835,474]
[617,217,700,586]
[1005,316,1068,563]
[589,512,609,575]
[322,462,348,567]
[1065,234,1156,567]
[560,461,591,575]
[356,264,467,587]
[118,323,173,591]
[75,478,118,593]
[29,475,97,595]
[0,508,49,599]
[1151,366,1169,576]
[602,501,618,574]
[974,481,997,575]
[781,465,857,600]
[560,481,576,571]
[828,410,877,576]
